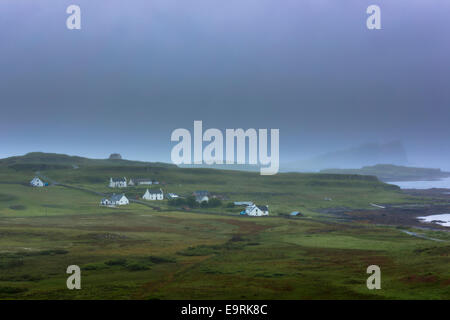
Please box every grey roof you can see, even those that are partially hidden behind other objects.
[110,193,126,202]
[194,190,209,196]
[147,189,163,194]
[256,205,269,211]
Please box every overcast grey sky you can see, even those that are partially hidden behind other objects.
[1,0,449,168]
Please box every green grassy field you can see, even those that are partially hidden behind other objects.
[0,154,448,299]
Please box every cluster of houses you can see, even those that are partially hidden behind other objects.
[29,175,270,217]
[102,183,271,216]
[100,188,165,206]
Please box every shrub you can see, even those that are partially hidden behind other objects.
[39,249,68,255]
[9,205,26,211]
[145,256,176,264]
[229,234,244,242]
[208,198,222,208]
[84,263,109,271]
[105,258,127,266]
[177,245,220,256]
[126,263,150,271]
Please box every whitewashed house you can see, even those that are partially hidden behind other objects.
[30,177,45,187]
[109,177,127,188]
[110,193,129,205]
[194,191,209,203]
[142,188,164,200]
[245,204,269,216]
[100,194,128,206]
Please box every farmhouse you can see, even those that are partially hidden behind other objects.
[243,204,269,216]
[194,190,209,203]
[101,193,129,206]
[30,176,45,187]
[142,188,164,200]
[109,177,127,188]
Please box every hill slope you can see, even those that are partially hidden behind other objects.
[0,152,176,171]
[0,152,407,216]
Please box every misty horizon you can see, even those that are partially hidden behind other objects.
[1,0,449,170]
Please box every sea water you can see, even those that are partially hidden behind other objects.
[417,214,450,227]
[388,177,450,189]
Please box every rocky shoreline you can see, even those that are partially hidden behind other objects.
[321,188,450,231]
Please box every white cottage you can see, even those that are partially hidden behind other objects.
[111,193,129,205]
[142,188,164,200]
[109,177,127,188]
[245,204,269,216]
[30,177,45,187]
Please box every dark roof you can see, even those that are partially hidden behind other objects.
[256,205,268,211]
[194,190,209,196]
[111,177,126,182]
[147,189,163,194]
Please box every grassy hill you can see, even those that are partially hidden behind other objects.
[321,164,450,182]
[0,152,175,172]
[0,153,448,300]
[0,153,406,217]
